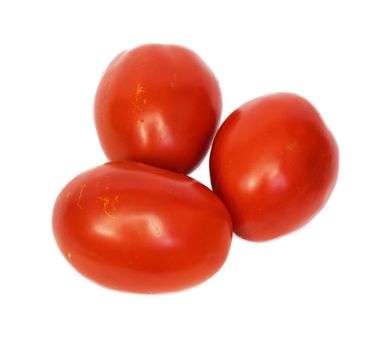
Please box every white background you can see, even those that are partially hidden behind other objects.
[1,0,376,349]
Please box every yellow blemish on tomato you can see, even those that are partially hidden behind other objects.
[132,83,146,113]
[170,73,177,88]
[76,184,87,210]
[287,142,297,151]
[136,82,144,97]
[97,195,119,218]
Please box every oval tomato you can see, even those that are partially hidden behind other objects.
[52,161,232,293]
[94,44,222,174]
[210,93,338,241]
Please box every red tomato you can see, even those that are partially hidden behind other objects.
[52,161,232,293]
[94,44,222,174]
[210,93,338,241]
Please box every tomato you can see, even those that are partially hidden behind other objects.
[52,161,232,293]
[210,93,338,241]
[94,44,222,174]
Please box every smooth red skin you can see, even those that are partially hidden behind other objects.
[94,44,222,174]
[52,161,232,293]
[210,93,339,241]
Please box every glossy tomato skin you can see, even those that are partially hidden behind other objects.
[94,44,222,174]
[210,93,338,241]
[52,161,232,293]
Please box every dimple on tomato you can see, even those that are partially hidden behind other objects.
[52,161,232,293]
[94,44,222,174]
[210,93,338,241]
